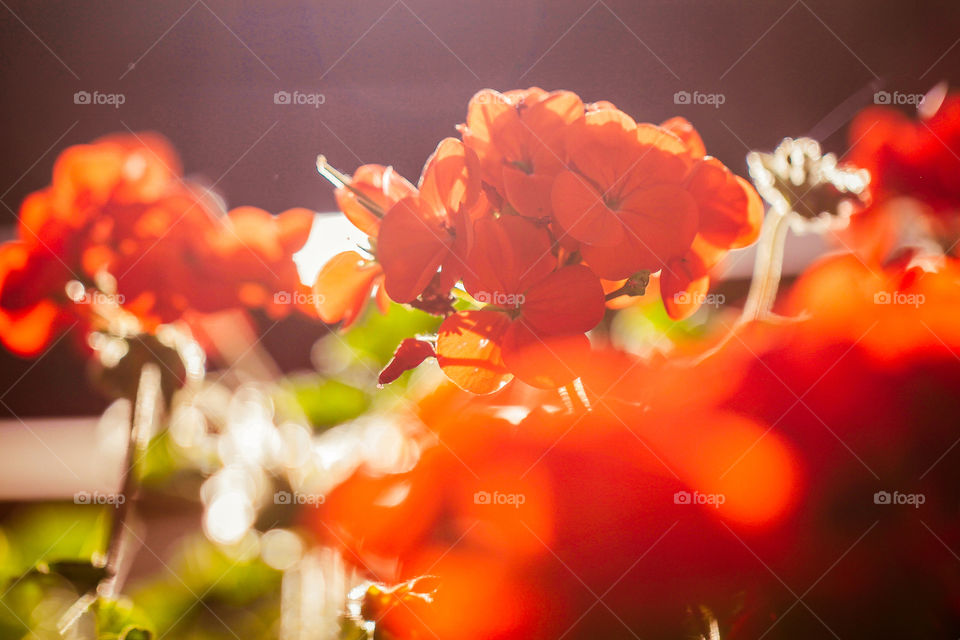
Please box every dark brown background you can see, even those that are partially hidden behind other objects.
[2,0,959,416]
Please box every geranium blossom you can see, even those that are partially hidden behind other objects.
[377,138,484,303]
[436,215,604,393]
[0,133,315,354]
[460,87,584,219]
[313,163,416,328]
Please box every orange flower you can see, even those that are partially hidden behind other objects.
[0,241,76,356]
[313,163,416,328]
[460,88,584,219]
[377,138,484,303]
[0,133,319,355]
[661,150,763,320]
[436,216,604,393]
[552,108,761,319]
[551,108,699,279]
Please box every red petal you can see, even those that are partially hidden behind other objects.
[579,185,698,279]
[521,265,605,335]
[462,90,518,191]
[551,171,623,246]
[686,158,762,249]
[501,322,588,389]
[463,216,554,300]
[379,338,436,385]
[618,185,699,270]
[335,165,416,237]
[419,138,479,220]
[502,167,555,219]
[378,197,450,303]
[660,117,706,159]
[660,264,711,320]
[313,251,381,328]
[436,310,512,394]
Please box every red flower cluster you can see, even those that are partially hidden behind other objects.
[846,90,960,257]
[315,88,761,393]
[850,91,960,217]
[0,133,313,356]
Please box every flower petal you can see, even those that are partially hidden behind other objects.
[502,167,556,219]
[501,322,588,389]
[437,310,512,394]
[335,164,416,237]
[313,251,382,328]
[419,138,479,221]
[378,197,450,303]
[551,171,623,246]
[618,184,699,270]
[521,265,605,335]
[380,338,437,385]
[463,215,554,299]
[686,157,762,249]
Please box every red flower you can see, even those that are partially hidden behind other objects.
[436,215,604,393]
[553,109,761,319]
[849,92,960,218]
[378,138,484,303]
[551,107,698,279]
[0,133,318,355]
[460,87,584,219]
[313,163,416,328]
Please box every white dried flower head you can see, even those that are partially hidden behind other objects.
[747,137,870,234]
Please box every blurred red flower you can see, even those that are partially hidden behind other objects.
[0,133,315,356]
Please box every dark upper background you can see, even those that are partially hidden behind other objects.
[1,0,959,416]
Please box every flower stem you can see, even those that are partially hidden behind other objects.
[740,210,791,323]
[58,363,162,636]
[316,155,384,218]
[99,363,160,597]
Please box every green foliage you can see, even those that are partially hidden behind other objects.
[0,503,110,585]
[343,303,440,367]
[94,598,154,639]
[284,377,371,430]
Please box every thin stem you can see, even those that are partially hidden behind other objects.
[58,363,162,636]
[316,155,385,218]
[740,210,791,323]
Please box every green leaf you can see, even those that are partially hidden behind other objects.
[0,504,110,585]
[344,303,441,366]
[285,377,370,430]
